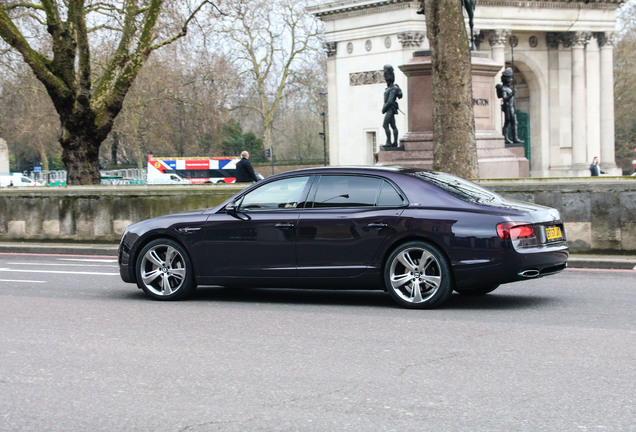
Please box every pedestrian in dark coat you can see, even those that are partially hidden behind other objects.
[235,151,259,182]
[589,156,605,176]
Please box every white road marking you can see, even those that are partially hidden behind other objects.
[0,279,46,283]
[59,258,118,263]
[0,268,118,276]
[9,262,117,268]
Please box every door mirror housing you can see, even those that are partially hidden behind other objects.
[225,200,250,220]
[226,201,238,215]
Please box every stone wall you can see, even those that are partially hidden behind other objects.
[0,184,244,242]
[1,178,634,253]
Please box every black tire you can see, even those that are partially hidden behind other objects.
[454,285,500,296]
[135,238,196,300]
[384,241,452,309]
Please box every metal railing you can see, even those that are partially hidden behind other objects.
[30,169,146,185]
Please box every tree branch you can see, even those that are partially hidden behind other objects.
[70,0,91,108]
[149,0,213,51]
[0,6,71,102]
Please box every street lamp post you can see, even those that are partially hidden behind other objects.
[319,112,327,166]
[319,92,327,166]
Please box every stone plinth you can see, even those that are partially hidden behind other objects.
[377,51,529,178]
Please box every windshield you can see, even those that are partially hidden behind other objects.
[410,171,502,204]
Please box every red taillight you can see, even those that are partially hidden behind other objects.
[497,222,536,240]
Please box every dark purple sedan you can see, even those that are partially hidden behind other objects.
[118,166,568,309]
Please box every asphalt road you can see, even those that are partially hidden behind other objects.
[0,252,634,432]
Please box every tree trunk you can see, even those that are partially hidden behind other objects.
[38,143,49,172]
[60,126,103,185]
[424,0,479,179]
[112,131,120,167]
[61,142,101,184]
[263,120,275,175]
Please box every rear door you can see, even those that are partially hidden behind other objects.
[296,175,406,278]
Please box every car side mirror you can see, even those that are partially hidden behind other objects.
[226,201,238,215]
[226,200,250,221]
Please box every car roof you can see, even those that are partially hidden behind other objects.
[279,165,417,175]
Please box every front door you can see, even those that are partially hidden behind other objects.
[202,175,312,278]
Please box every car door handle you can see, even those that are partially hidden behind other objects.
[275,223,295,230]
[367,223,388,229]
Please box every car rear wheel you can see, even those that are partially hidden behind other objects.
[384,241,452,309]
[136,239,195,300]
[454,285,500,296]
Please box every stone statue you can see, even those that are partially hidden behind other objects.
[496,68,524,144]
[417,0,477,50]
[382,65,403,147]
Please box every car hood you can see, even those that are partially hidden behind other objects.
[126,209,208,233]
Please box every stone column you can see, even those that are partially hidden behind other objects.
[570,32,591,170]
[323,42,339,165]
[557,34,573,160]
[585,35,601,161]
[488,29,510,133]
[597,32,618,171]
[488,30,510,74]
[546,33,562,170]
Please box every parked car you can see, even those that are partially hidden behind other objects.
[118,166,568,309]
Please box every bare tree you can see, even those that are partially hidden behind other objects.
[108,44,236,166]
[0,0,215,184]
[212,0,321,160]
[615,1,636,173]
[423,0,479,178]
[275,56,327,161]
[0,66,59,172]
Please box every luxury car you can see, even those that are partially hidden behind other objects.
[118,166,568,309]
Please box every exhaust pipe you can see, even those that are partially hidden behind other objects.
[519,269,540,278]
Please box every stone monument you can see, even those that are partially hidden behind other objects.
[376,51,529,178]
[0,138,9,174]
[376,0,528,178]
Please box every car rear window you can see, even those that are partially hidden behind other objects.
[411,171,502,204]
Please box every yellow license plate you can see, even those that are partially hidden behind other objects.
[546,226,562,241]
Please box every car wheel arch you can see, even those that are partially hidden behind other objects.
[380,236,456,290]
[382,238,455,308]
[131,232,196,283]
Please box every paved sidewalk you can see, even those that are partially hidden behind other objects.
[0,242,634,270]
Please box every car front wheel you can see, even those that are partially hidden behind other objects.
[135,238,196,300]
[384,241,452,309]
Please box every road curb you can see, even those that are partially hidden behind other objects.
[567,256,636,270]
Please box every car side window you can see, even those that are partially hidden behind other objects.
[238,176,311,211]
[377,180,406,206]
[311,175,404,208]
